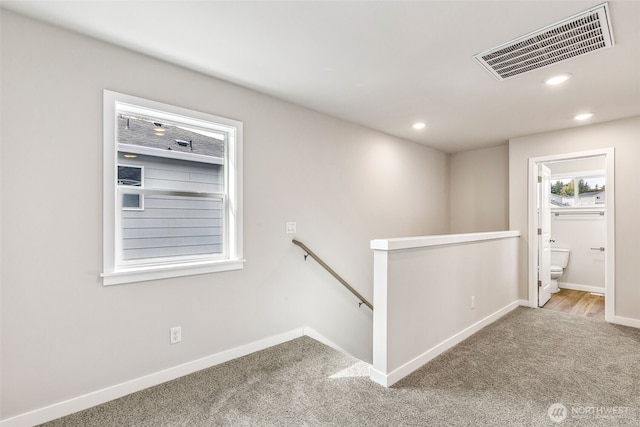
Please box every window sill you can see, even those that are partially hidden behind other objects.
[101,259,245,286]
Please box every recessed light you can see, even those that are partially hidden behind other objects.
[123,153,137,159]
[412,122,427,130]
[574,112,594,121]
[153,122,166,136]
[544,73,572,85]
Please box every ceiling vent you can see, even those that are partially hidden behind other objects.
[474,3,614,80]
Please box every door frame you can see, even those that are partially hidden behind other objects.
[527,148,615,321]
[538,164,552,307]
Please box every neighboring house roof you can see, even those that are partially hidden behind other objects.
[578,191,605,197]
[118,115,224,158]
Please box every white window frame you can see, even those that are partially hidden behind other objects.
[101,90,244,285]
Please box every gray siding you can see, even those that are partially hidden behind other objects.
[118,153,224,261]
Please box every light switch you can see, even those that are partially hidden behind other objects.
[286,221,297,234]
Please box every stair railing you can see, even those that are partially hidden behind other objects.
[292,239,373,310]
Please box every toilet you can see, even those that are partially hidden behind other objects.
[550,248,570,293]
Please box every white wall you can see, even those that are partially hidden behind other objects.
[0,10,450,420]
[547,156,605,175]
[551,214,606,290]
[509,117,640,320]
[370,232,520,387]
[449,144,509,233]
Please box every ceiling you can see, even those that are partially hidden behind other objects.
[2,0,639,153]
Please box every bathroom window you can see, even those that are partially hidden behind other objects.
[550,173,605,208]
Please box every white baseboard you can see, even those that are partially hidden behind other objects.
[518,299,531,307]
[612,316,640,329]
[370,300,522,388]
[369,366,388,387]
[0,328,305,427]
[558,282,605,294]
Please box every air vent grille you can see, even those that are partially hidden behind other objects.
[474,3,614,80]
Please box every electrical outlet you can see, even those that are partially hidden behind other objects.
[471,296,476,309]
[170,327,181,344]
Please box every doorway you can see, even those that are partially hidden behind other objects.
[528,149,615,322]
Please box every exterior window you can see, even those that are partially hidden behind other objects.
[550,173,605,209]
[118,165,143,210]
[102,91,243,285]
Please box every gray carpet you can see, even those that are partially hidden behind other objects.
[39,308,640,426]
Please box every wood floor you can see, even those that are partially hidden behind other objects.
[542,288,605,320]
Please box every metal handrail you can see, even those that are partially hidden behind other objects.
[292,239,373,310]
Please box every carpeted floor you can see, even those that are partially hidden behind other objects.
[39,308,640,426]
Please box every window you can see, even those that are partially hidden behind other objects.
[102,91,243,285]
[118,164,144,210]
[550,172,605,209]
